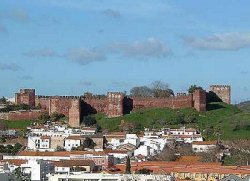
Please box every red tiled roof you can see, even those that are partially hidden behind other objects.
[18,151,70,157]
[82,128,96,131]
[104,149,128,154]
[41,136,50,139]
[179,135,202,138]
[193,141,217,145]
[66,136,82,140]
[93,151,107,156]
[4,159,28,166]
[112,161,250,176]
[70,151,93,155]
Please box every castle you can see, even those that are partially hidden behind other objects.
[13,85,231,127]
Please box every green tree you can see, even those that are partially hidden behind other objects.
[12,143,22,155]
[82,115,97,126]
[188,85,203,94]
[135,168,152,174]
[37,112,50,123]
[51,112,65,122]
[14,167,22,181]
[0,97,7,104]
[151,81,174,98]
[130,86,153,97]
[125,156,131,174]
[0,119,7,130]
[83,137,96,149]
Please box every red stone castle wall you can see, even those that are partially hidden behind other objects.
[84,98,107,113]
[193,90,206,111]
[35,96,81,117]
[7,110,41,121]
[15,89,35,108]
[13,88,209,126]
[131,94,194,111]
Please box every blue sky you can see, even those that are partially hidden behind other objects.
[1,0,250,103]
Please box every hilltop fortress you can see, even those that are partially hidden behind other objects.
[12,85,231,127]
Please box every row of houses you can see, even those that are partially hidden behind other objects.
[1,155,250,181]
[111,158,250,181]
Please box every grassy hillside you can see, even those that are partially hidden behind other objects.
[236,101,250,112]
[94,102,250,140]
[5,120,33,129]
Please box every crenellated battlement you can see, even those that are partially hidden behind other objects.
[210,85,231,88]
[177,93,187,97]
[210,85,231,104]
[13,85,231,126]
[36,95,82,99]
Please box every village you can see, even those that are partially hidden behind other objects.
[1,118,250,181]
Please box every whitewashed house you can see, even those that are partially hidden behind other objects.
[192,141,217,152]
[124,134,140,147]
[64,136,81,151]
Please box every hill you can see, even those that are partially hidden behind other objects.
[94,102,250,140]
[236,100,250,112]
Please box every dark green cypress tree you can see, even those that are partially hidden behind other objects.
[125,156,131,174]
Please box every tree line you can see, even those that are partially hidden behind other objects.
[130,81,203,98]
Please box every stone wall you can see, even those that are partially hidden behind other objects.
[15,89,36,107]
[13,87,212,126]
[193,90,206,111]
[7,110,41,121]
[35,96,81,117]
[130,94,193,111]
[210,85,231,104]
[69,99,81,127]
[106,92,124,118]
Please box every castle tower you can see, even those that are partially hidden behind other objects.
[69,98,81,127]
[210,85,231,104]
[107,92,124,118]
[193,90,206,111]
[15,89,36,107]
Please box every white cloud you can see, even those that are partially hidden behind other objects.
[67,48,106,65]
[105,38,172,59]
[184,33,250,50]
[23,48,58,57]
[0,63,22,71]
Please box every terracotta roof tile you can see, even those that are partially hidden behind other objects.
[4,159,28,166]
[41,136,50,139]
[66,136,82,140]
[193,141,217,145]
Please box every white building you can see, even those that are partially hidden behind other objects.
[28,135,52,151]
[20,160,54,181]
[81,127,97,135]
[124,134,140,147]
[192,141,217,152]
[54,160,95,174]
[64,136,81,151]
[134,145,150,157]
[48,173,174,181]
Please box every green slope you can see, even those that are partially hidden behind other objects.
[236,100,250,113]
[95,102,250,140]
